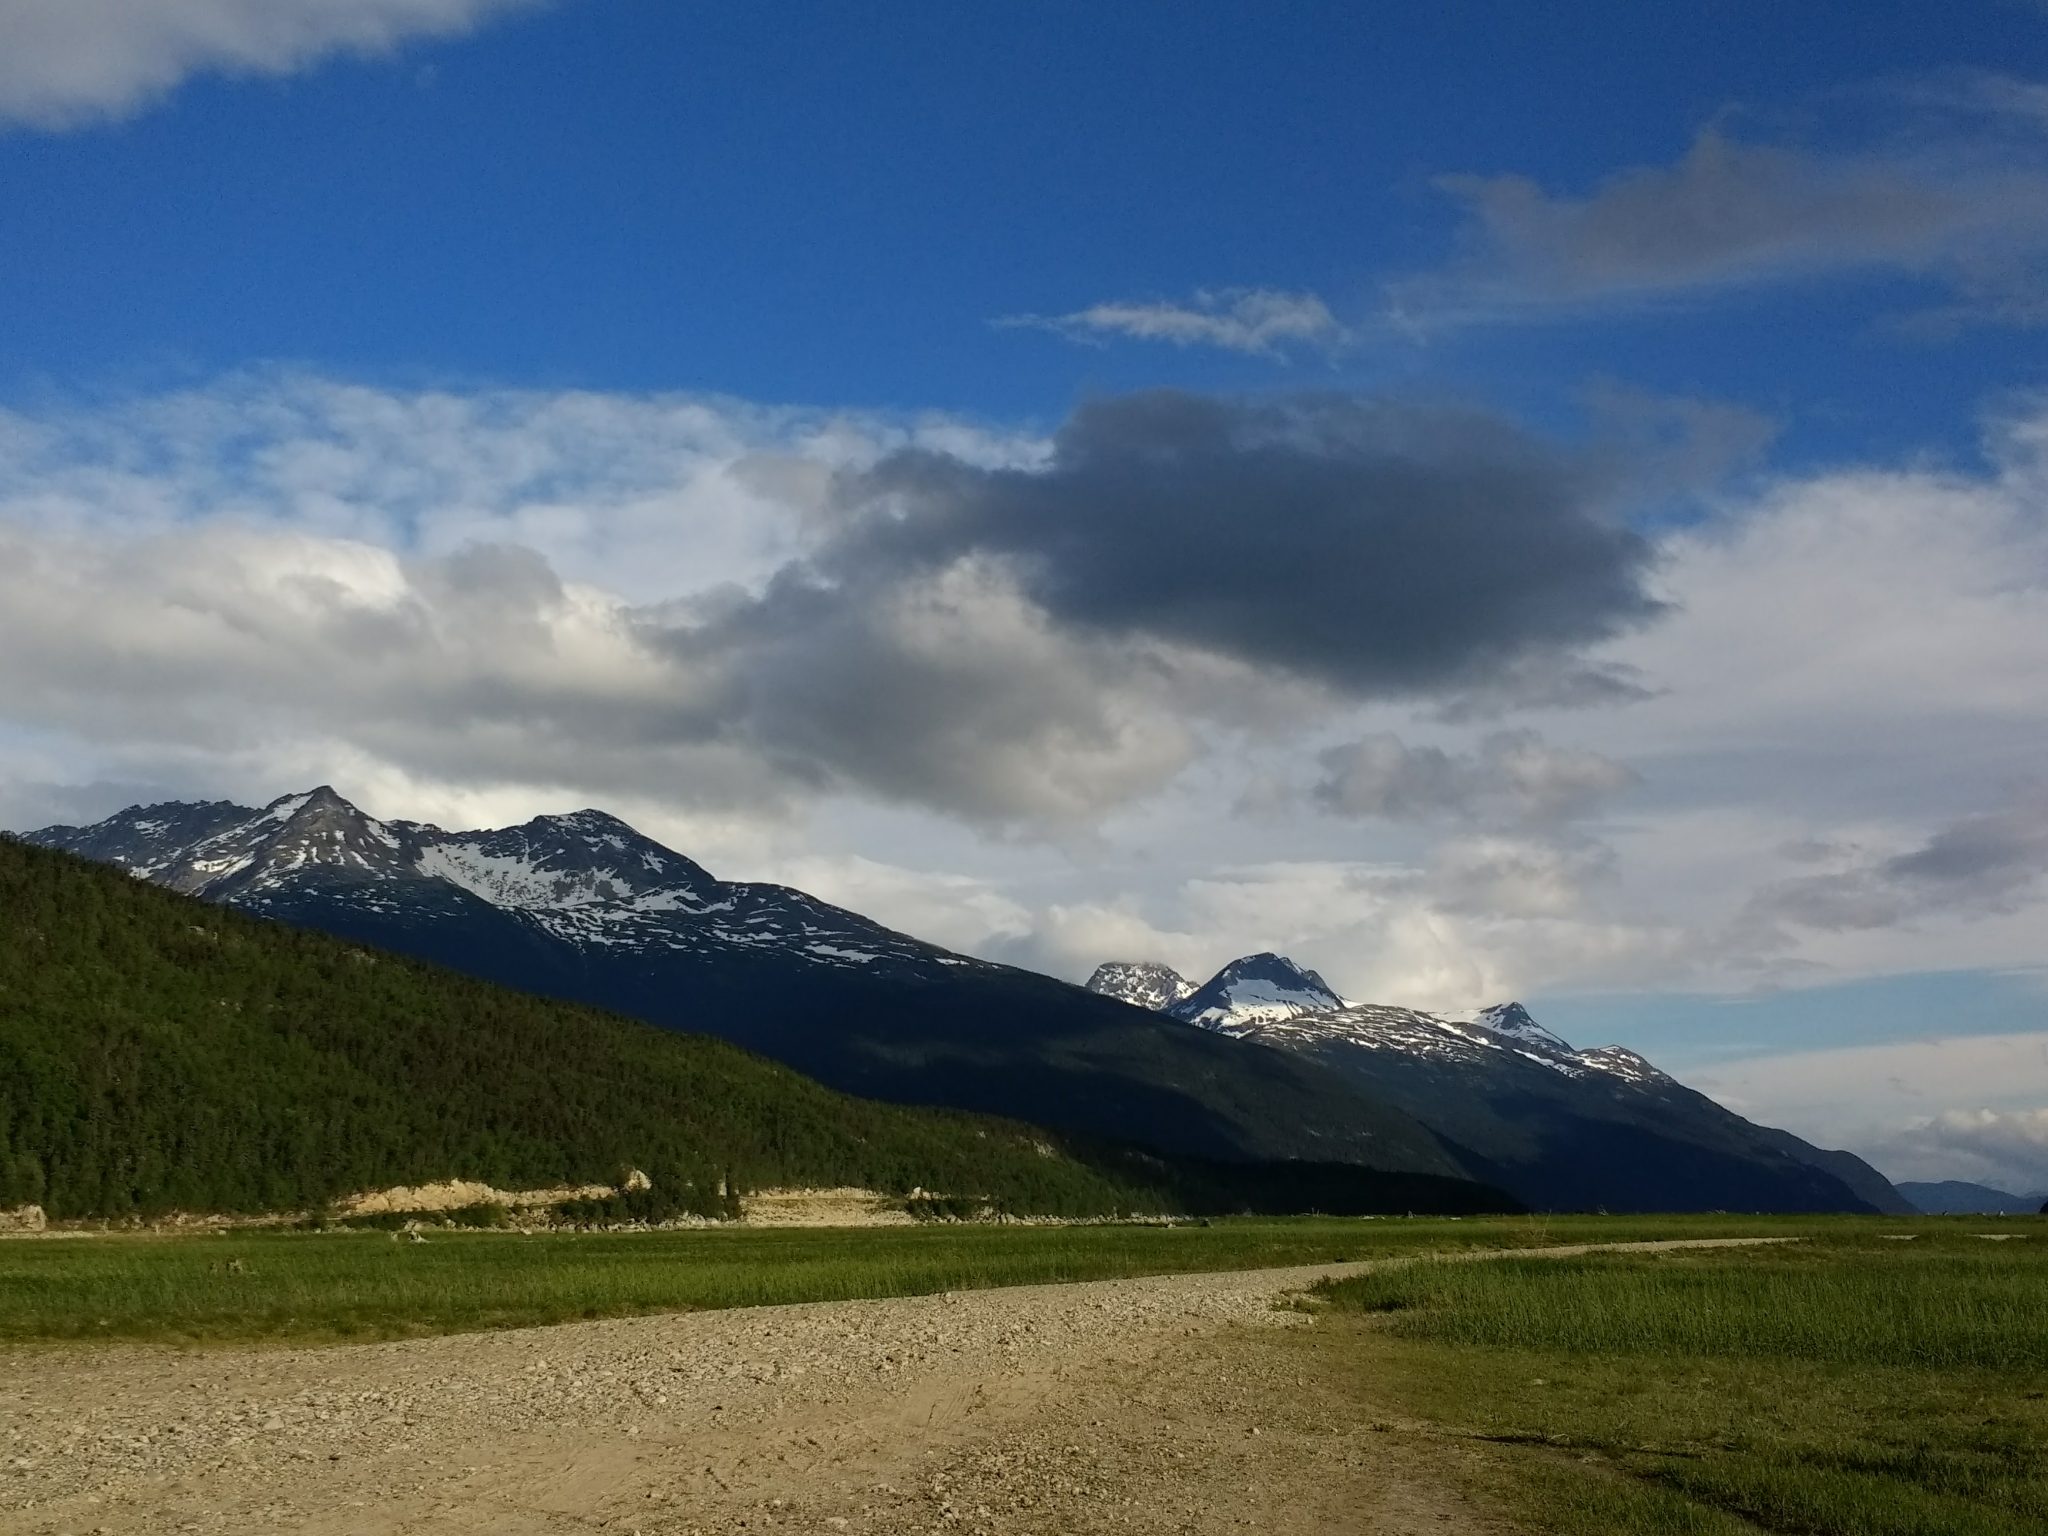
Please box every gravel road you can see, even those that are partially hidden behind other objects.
[0,1238,1782,1535]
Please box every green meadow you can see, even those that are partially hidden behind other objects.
[0,1211,1837,1349]
[1315,1223,2048,1535]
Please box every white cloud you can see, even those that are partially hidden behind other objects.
[0,0,548,129]
[1397,125,2048,328]
[1884,1108,2048,1194]
[0,374,1249,829]
[765,853,1036,960]
[995,855,1687,1014]
[998,288,1347,356]
[3,371,2047,1026]
[1685,1033,2048,1190]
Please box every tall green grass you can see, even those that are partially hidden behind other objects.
[1318,1229,2048,1536]
[1329,1235,2047,1370]
[0,1212,1850,1349]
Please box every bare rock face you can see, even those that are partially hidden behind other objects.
[338,1173,653,1217]
[0,1204,46,1233]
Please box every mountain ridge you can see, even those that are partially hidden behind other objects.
[1091,951,1903,1215]
[26,791,1472,1183]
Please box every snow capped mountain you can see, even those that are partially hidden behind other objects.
[1106,951,1902,1215]
[1149,953,1640,1083]
[1191,993,1640,1081]
[1463,1002,1575,1054]
[1209,998,1593,1072]
[1084,961,1195,1012]
[1167,952,1345,1029]
[28,788,967,976]
[409,808,715,913]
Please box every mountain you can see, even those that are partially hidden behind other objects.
[1085,961,1195,1013]
[1165,953,1346,1028]
[0,836,1114,1220]
[1462,1002,1573,1054]
[1896,1180,2040,1215]
[0,838,1513,1221]
[24,791,1475,1186]
[1108,952,1895,1215]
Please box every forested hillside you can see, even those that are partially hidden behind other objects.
[0,838,1144,1219]
[0,839,1510,1221]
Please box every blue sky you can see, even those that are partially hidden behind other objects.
[1,0,2045,1188]
[4,2,2042,445]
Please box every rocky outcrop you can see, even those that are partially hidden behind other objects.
[338,1171,650,1217]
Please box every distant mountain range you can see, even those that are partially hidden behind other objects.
[1896,1180,2048,1216]
[27,788,1903,1214]
[1,836,1506,1222]
[1087,953,1909,1215]
[24,790,1469,1187]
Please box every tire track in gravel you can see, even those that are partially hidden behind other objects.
[0,1237,1787,1536]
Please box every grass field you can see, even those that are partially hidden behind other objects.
[1316,1223,2048,1535]
[0,1211,1850,1349]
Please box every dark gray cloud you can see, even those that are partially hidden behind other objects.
[633,391,1670,823]
[1313,730,1636,825]
[656,557,1202,823]
[1885,800,2048,905]
[1750,795,2048,933]
[803,391,1662,698]
[1404,130,2048,325]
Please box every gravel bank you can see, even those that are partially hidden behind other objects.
[0,1237,1783,1535]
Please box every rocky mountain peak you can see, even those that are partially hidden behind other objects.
[1469,1001,1574,1053]
[1084,961,1196,1012]
[25,788,957,976]
[1168,951,1345,1032]
[419,807,716,911]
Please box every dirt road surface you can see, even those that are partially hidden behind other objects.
[0,1238,1781,1535]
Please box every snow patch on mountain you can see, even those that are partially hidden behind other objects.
[1571,1045,1670,1085]
[27,787,993,979]
[1108,950,1661,1085]
[1459,1002,1575,1053]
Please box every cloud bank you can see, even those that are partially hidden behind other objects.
[1,372,2046,1015]
[0,0,545,129]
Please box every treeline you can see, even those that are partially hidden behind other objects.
[0,838,1154,1221]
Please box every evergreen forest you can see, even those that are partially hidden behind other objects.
[0,838,1153,1220]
